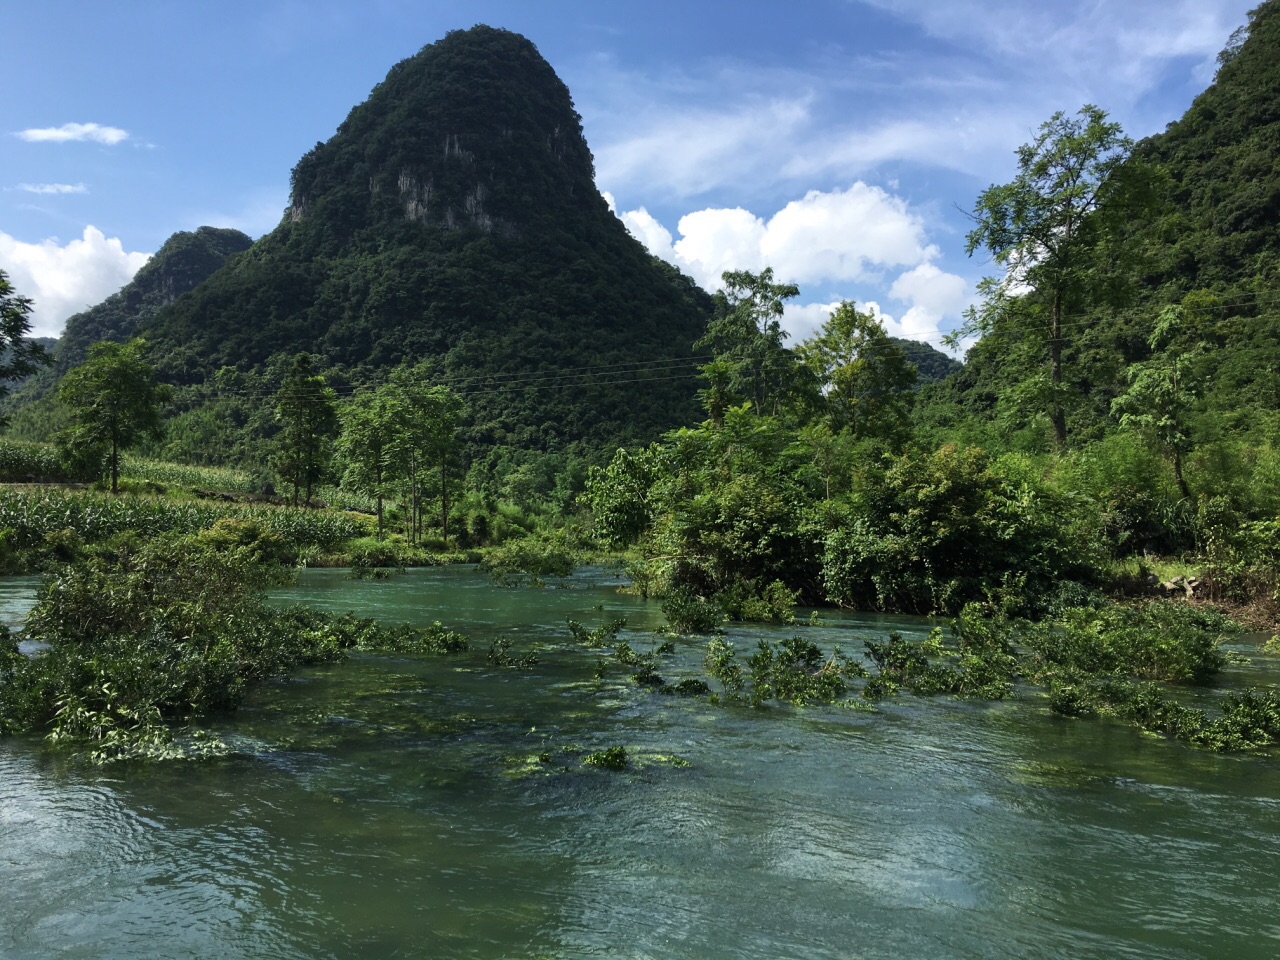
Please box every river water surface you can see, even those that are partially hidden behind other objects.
[2,567,1279,959]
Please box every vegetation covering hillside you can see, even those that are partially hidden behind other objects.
[55,226,254,374]
[922,0,1280,455]
[2,227,252,438]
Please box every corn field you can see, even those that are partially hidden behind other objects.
[120,456,256,492]
[0,489,367,550]
[0,441,90,483]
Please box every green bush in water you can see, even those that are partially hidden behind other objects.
[1197,689,1280,751]
[715,578,798,624]
[566,616,626,648]
[748,636,860,705]
[661,586,724,634]
[1044,673,1280,751]
[354,619,469,655]
[487,637,538,669]
[0,536,473,760]
[0,537,343,758]
[1024,599,1232,684]
[482,533,579,587]
[862,634,955,699]
[582,745,629,770]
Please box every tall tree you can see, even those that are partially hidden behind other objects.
[960,105,1151,447]
[695,268,809,421]
[57,339,171,493]
[388,365,466,545]
[797,301,916,443]
[337,387,405,539]
[0,270,50,423]
[1111,305,1204,499]
[273,354,339,506]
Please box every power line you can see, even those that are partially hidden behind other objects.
[147,286,1279,407]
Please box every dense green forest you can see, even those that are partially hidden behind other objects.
[3,7,1280,760]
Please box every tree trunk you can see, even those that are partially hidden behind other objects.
[1050,290,1067,448]
[110,438,119,494]
[440,458,450,547]
[1174,449,1191,500]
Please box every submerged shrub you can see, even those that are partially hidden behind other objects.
[1198,689,1280,751]
[482,533,579,587]
[1,537,348,759]
[487,638,539,669]
[567,616,626,648]
[0,536,471,761]
[1024,600,1231,684]
[716,579,798,624]
[704,636,744,698]
[748,636,857,705]
[661,586,724,634]
[582,745,629,770]
[862,634,955,698]
[353,619,469,655]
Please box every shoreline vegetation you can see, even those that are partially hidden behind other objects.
[0,442,1277,765]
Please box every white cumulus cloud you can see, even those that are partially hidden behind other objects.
[671,207,768,285]
[622,182,940,292]
[619,207,676,261]
[15,122,129,145]
[0,227,151,338]
[617,182,969,349]
[17,182,88,195]
[888,262,971,337]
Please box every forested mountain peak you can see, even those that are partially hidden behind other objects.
[287,25,602,245]
[126,27,712,457]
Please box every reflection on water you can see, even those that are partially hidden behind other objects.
[2,566,1279,959]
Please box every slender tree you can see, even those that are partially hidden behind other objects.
[387,365,466,545]
[273,354,339,506]
[419,385,465,545]
[57,339,171,493]
[1112,305,1203,499]
[695,268,810,421]
[797,301,916,442]
[960,105,1153,447]
[337,387,404,539]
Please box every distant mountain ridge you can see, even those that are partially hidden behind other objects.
[890,337,961,385]
[56,226,253,373]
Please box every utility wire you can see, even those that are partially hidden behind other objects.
[154,288,1280,406]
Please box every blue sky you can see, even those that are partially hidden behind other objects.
[0,0,1254,344]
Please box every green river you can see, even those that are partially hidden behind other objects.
[2,566,1279,959]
